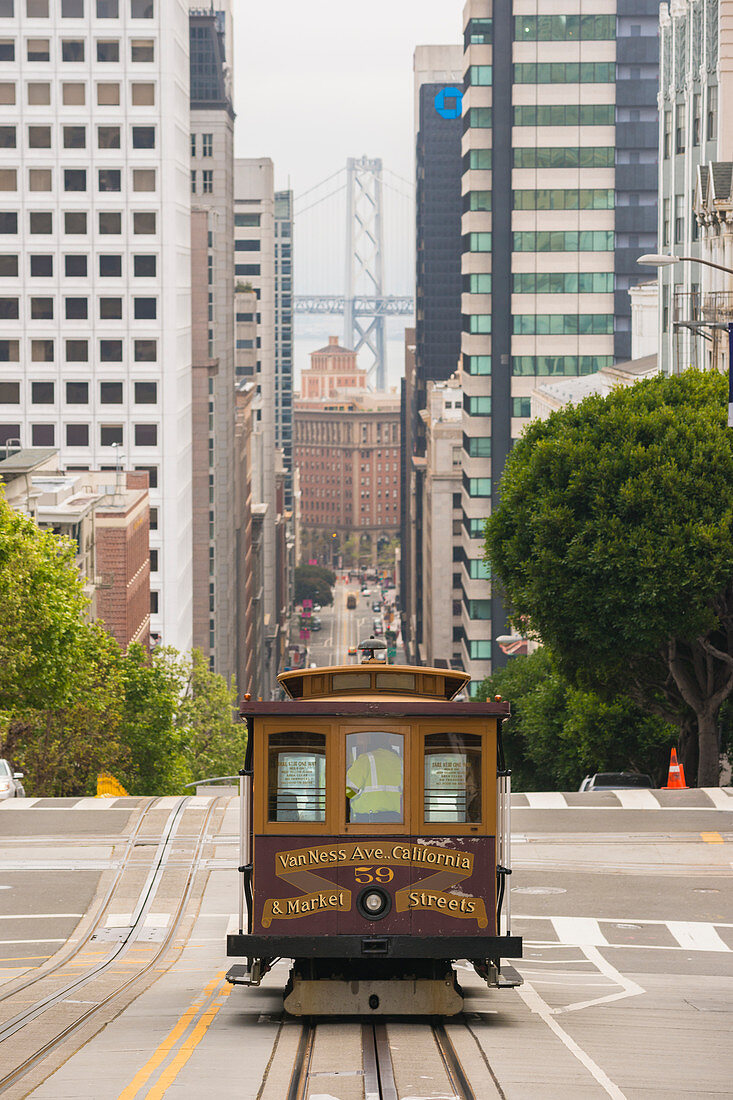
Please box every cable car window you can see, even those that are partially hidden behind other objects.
[331,672,370,691]
[345,731,403,825]
[374,672,415,692]
[424,732,482,823]
[267,732,326,822]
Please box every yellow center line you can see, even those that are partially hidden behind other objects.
[701,831,724,844]
[144,983,233,1098]
[117,971,225,1100]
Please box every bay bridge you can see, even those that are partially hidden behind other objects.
[294,156,415,390]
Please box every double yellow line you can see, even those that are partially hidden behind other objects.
[118,971,232,1099]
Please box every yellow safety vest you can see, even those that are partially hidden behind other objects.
[346,749,402,815]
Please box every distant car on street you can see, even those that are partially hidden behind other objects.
[313,604,322,612]
[347,645,357,656]
[0,759,24,800]
[311,617,322,631]
[371,601,381,613]
[372,618,383,635]
[346,593,357,609]
[579,772,655,791]
[361,587,370,596]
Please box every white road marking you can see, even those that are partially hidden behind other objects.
[701,787,733,810]
[551,916,608,946]
[72,797,119,809]
[667,921,730,952]
[0,913,83,920]
[0,799,41,809]
[0,938,67,945]
[613,789,659,809]
[517,982,628,1099]
[143,913,170,928]
[525,792,568,809]
[155,797,181,809]
[559,945,645,1014]
[105,913,132,927]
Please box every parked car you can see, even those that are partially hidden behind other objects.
[371,601,381,613]
[372,618,383,635]
[0,759,24,800]
[311,616,322,632]
[313,604,322,612]
[579,772,655,792]
[361,587,370,597]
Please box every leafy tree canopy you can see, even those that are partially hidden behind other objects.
[295,565,335,606]
[477,649,677,791]
[486,369,733,786]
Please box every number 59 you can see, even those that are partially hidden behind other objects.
[354,866,394,884]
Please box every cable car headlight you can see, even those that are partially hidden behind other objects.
[357,886,391,920]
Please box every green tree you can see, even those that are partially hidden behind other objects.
[0,492,90,712]
[117,644,188,795]
[294,565,335,606]
[176,649,246,782]
[486,369,733,787]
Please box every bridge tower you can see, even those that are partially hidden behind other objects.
[344,157,386,390]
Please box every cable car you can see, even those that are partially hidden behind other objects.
[226,639,521,1015]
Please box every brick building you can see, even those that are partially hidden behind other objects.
[294,339,401,566]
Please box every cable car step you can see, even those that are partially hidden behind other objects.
[497,964,523,987]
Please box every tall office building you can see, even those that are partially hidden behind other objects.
[274,188,293,511]
[233,158,278,691]
[659,0,731,375]
[403,45,463,663]
[460,1,659,692]
[0,0,193,652]
[189,3,235,676]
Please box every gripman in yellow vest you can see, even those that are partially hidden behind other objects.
[346,733,403,824]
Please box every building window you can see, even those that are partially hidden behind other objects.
[65,339,87,361]
[692,95,700,146]
[663,198,670,248]
[64,169,86,191]
[98,168,121,191]
[100,424,123,446]
[97,82,120,105]
[0,83,17,106]
[190,170,196,194]
[96,39,119,62]
[131,82,154,105]
[30,297,53,319]
[134,297,156,319]
[135,464,157,488]
[30,211,52,233]
[29,169,52,191]
[98,125,120,148]
[512,397,532,418]
[63,125,86,148]
[100,381,123,403]
[675,111,685,154]
[96,0,118,15]
[0,341,19,362]
[149,549,158,571]
[0,212,18,234]
[100,339,122,361]
[0,381,20,403]
[0,424,21,446]
[465,477,492,498]
[202,169,213,193]
[134,339,156,361]
[27,38,50,62]
[132,125,155,149]
[150,590,158,614]
[134,380,157,403]
[66,423,89,445]
[202,132,213,157]
[149,506,158,529]
[31,381,54,404]
[133,254,156,277]
[64,255,88,278]
[133,212,156,234]
[99,254,121,277]
[62,82,85,105]
[31,424,54,446]
[29,254,52,277]
[132,168,155,191]
[61,39,85,62]
[134,423,157,446]
[131,0,153,18]
[32,338,55,361]
[131,38,154,62]
[65,296,88,319]
[707,86,717,142]
[65,381,88,404]
[28,125,51,148]
[99,297,122,319]
[663,111,671,158]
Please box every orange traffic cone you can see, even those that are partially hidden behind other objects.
[663,747,687,789]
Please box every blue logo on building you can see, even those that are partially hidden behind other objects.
[434,86,463,120]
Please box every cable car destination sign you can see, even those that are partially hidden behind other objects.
[261,840,488,927]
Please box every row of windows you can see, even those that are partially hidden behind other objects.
[513,313,614,335]
[466,64,491,86]
[464,474,491,499]
[466,559,491,581]
[0,295,157,319]
[1,253,156,276]
[464,231,491,253]
[0,210,158,234]
[465,395,491,416]
[0,123,155,149]
[0,422,158,448]
[0,79,155,106]
[463,149,491,172]
[0,379,156,402]
[512,271,614,294]
[2,37,153,62]
[463,190,491,213]
[0,166,156,194]
[467,107,491,129]
[234,212,260,227]
[468,640,492,660]
[463,354,491,376]
[513,146,614,168]
[463,432,491,457]
[662,89,716,158]
[515,15,615,41]
[463,313,491,334]
[467,598,491,619]
[463,273,491,295]
[513,188,615,210]
[0,336,157,360]
[0,0,153,18]
[513,62,615,85]
[511,355,614,376]
[513,104,615,127]
[513,230,614,252]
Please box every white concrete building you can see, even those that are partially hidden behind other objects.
[0,0,192,651]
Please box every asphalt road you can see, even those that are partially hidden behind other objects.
[304,577,402,667]
[1,789,732,1097]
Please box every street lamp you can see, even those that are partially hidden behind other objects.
[637,254,733,424]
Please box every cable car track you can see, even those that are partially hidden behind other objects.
[284,1018,478,1100]
[0,795,220,1094]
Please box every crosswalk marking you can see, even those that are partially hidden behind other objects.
[0,798,40,809]
[525,792,568,809]
[72,797,119,810]
[666,921,730,952]
[551,916,608,947]
[701,787,733,810]
[614,789,659,809]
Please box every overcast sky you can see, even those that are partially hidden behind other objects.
[232,1,463,198]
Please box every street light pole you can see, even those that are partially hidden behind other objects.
[637,254,733,425]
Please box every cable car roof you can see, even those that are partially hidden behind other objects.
[277,662,471,702]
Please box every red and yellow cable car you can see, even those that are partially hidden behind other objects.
[227,645,521,1015]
